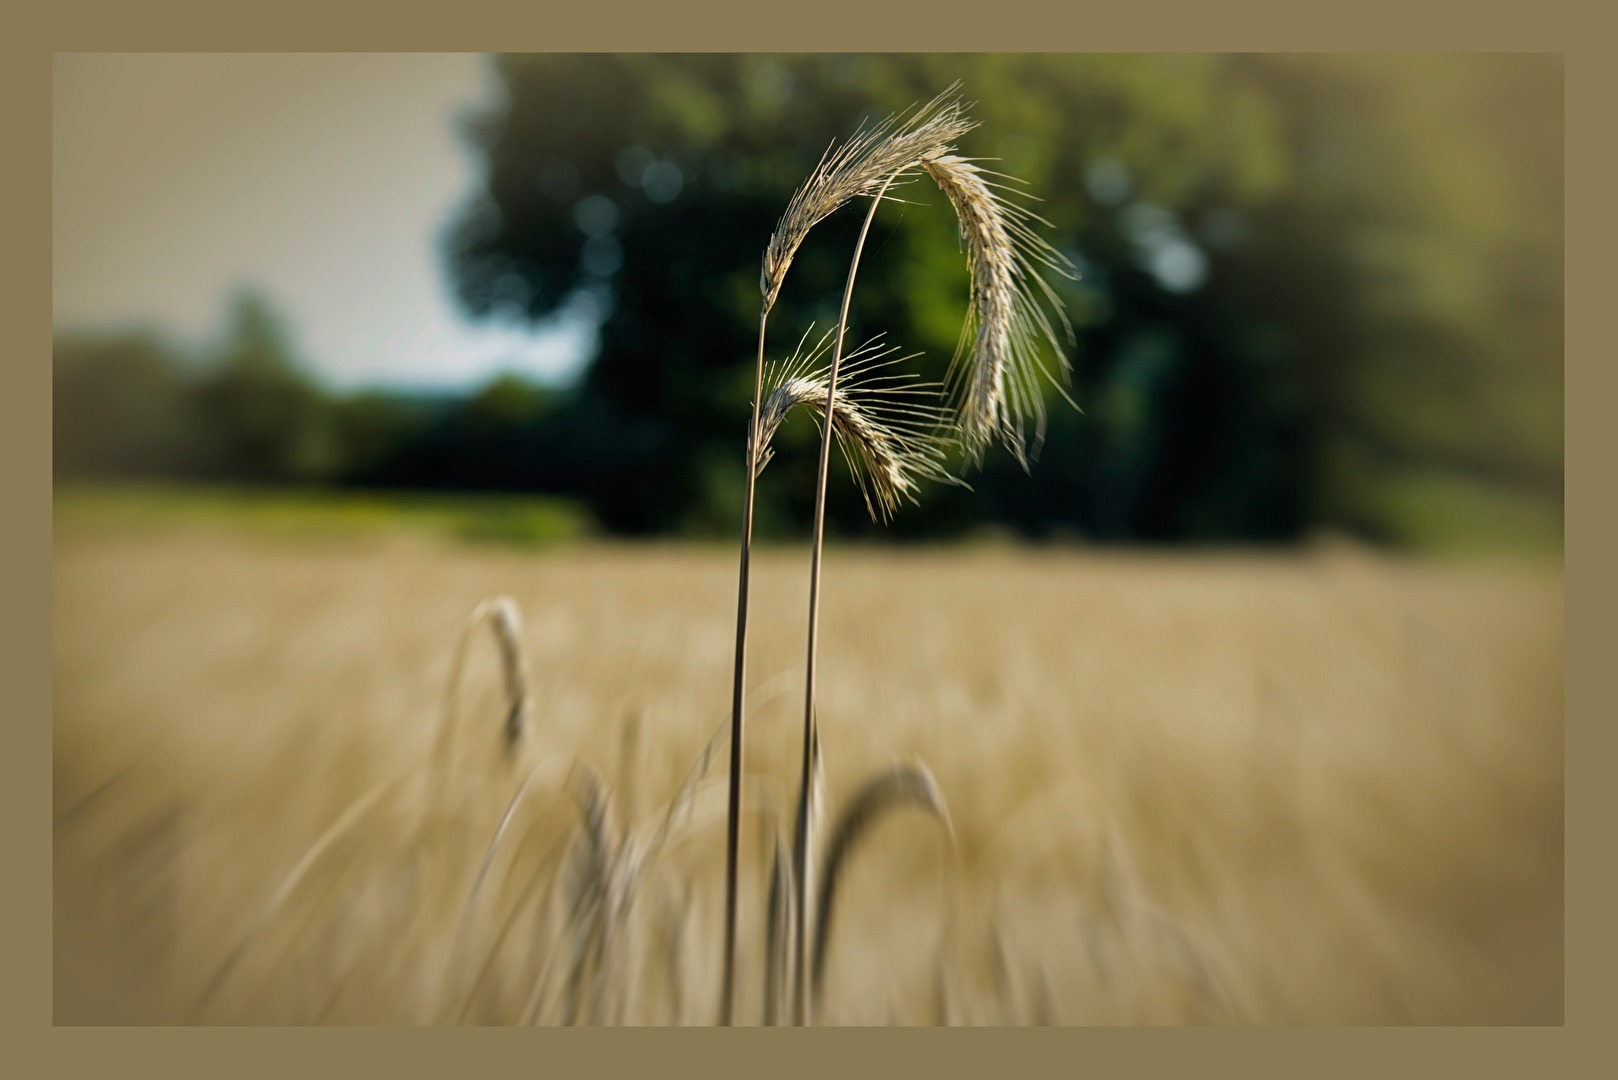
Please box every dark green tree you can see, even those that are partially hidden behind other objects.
[360,373,562,492]
[444,55,1300,537]
[444,54,1561,550]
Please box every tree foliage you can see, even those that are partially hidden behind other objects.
[443,54,1561,547]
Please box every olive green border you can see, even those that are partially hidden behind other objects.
[7,2,1605,1073]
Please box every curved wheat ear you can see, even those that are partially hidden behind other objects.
[437,596,531,777]
[810,761,954,1005]
[761,85,976,311]
[488,599,529,756]
[752,326,961,522]
[922,154,1078,466]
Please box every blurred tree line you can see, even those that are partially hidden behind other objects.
[54,54,1562,551]
[54,290,574,494]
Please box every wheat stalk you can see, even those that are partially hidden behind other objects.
[778,104,1076,1026]
[730,85,1075,1026]
[763,829,792,1025]
[724,83,977,1024]
[560,761,623,1025]
[783,165,914,1025]
[723,84,973,1024]
[720,309,767,1025]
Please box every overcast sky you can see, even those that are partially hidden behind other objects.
[54,53,594,392]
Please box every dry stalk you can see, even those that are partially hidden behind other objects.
[765,89,1074,1028]
[560,761,624,1025]
[453,824,575,1023]
[450,754,573,979]
[191,776,407,1018]
[810,762,954,1008]
[721,310,769,1026]
[763,829,792,1026]
[792,164,910,1026]
[725,84,974,1023]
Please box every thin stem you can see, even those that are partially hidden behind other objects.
[720,309,769,1026]
[793,171,899,1027]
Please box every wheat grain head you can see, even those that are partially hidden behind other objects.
[922,154,1077,466]
[761,86,975,312]
[752,327,961,522]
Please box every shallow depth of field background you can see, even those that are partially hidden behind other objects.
[52,54,1562,1025]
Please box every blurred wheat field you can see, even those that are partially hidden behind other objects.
[52,519,1563,1025]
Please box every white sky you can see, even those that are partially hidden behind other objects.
[53,53,594,392]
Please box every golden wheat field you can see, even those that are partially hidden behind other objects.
[52,516,1563,1026]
